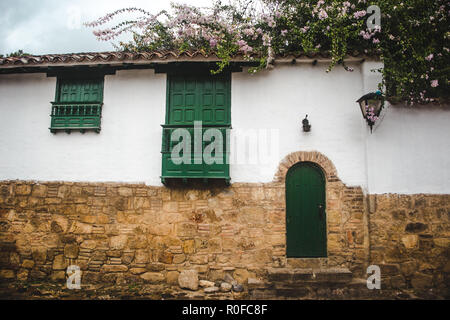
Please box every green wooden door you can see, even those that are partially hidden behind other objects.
[286,162,327,257]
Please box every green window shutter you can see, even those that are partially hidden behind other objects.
[162,73,231,184]
[58,79,103,103]
[167,74,230,126]
[50,77,104,133]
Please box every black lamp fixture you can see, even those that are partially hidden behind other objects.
[302,115,311,132]
[356,90,384,132]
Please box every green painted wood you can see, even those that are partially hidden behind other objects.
[162,74,231,181]
[57,79,103,103]
[161,126,229,179]
[50,103,102,132]
[167,74,230,126]
[286,162,327,258]
[50,78,104,133]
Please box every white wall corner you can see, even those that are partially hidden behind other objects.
[361,60,383,94]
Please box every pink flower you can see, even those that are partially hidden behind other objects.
[237,39,247,47]
[209,39,218,48]
[430,80,439,87]
[366,106,379,123]
[353,10,367,19]
[243,28,254,36]
[262,34,271,46]
[360,31,372,40]
[425,54,434,61]
[281,29,288,36]
[300,26,310,33]
[239,45,253,54]
[373,38,380,44]
[318,9,328,20]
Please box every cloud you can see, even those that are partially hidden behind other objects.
[0,0,211,55]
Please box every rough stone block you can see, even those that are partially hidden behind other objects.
[118,187,133,197]
[178,270,199,291]
[166,271,179,285]
[110,235,128,250]
[0,269,15,279]
[183,240,195,254]
[411,273,433,290]
[158,251,173,264]
[64,244,79,259]
[101,265,128,273]
[204,286,219,293]
[52,255,67,270]
[130,268,147,275]
[141,272,165,283]
[15,185,31,196]
[21,260,35,269]
[220,282,232,292]
[31,247,47,264]
[199,280,215,288]
[401,235,418,249]
[32,185,47,197]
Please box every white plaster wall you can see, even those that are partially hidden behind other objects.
[360,61,450,194]
[231,62,368,188]
[0,63,449,194]
[0,69,166,185]
[367,104,450,194]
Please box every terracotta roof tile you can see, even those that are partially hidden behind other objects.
[0,50,373,69]
[0,51,218,67]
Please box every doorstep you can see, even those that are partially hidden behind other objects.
[266,267,353,284]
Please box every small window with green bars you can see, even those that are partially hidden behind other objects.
[50,77,104,133]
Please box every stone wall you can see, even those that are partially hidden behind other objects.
[0,178,364,289]
[368,194,450,294]
[0,152,448,298]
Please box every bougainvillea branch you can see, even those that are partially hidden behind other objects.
[85,0,449,104]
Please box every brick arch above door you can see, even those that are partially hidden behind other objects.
[273,151,340,183]
[272,151,367,272]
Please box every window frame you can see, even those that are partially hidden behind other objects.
[161,72,232,185]
[50,75,105,134]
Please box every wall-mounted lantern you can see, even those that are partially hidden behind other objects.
[302,115,311,132]
[356,90,384,132]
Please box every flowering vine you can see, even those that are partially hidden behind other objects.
[85,0,449,104]
[366,106,380,124]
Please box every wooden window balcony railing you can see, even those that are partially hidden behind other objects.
[49,102,103,133]
[161,124,231,184]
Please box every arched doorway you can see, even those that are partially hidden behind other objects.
[286,162,327,257]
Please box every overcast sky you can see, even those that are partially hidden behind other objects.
[0,0,211,55]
